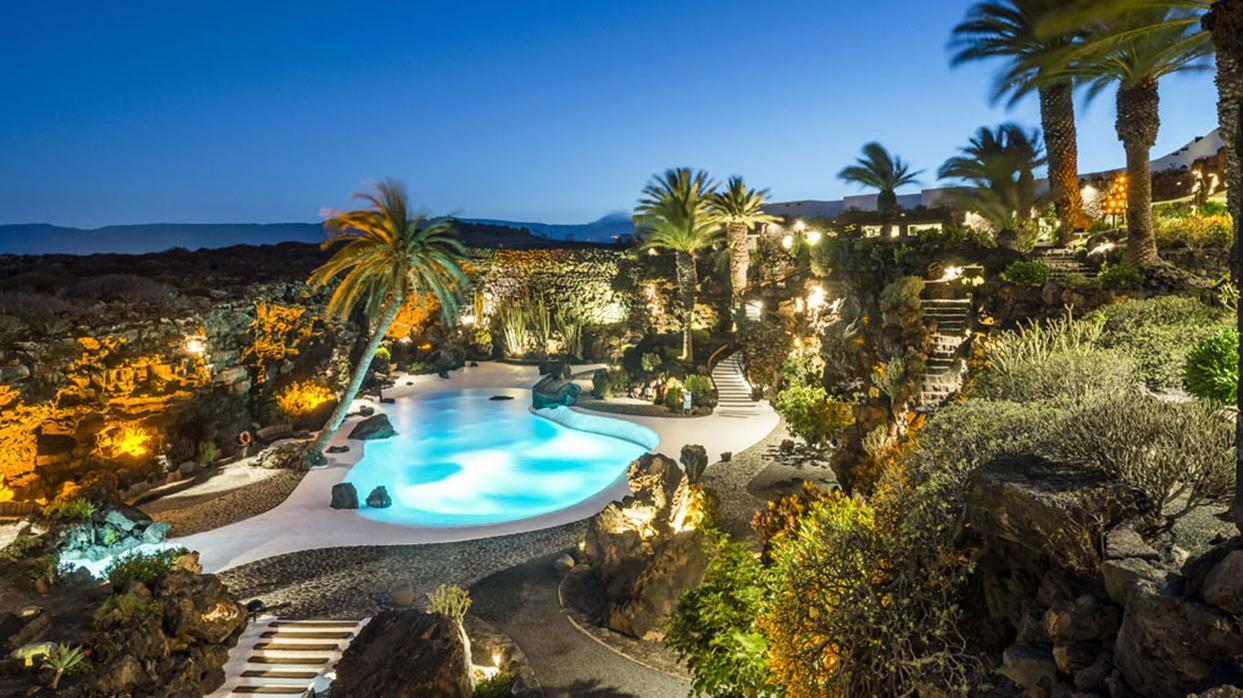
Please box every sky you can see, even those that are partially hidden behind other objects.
[0,0,1221,229]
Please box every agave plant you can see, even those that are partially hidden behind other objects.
[41,643,86,690]
[499,301,530,357]
[554,299,586,359]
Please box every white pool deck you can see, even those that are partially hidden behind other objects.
[175,361,777,572]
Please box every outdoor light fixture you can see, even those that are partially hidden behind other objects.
[793,219,806,233]
[1088,241,1117,256]
[806,285,826,311]
[781,234,794,250]
[940,266,963,282]
[806,230,823,245]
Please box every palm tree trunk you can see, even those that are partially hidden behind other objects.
[1205,0,1243,530]
[1039,82,1089,243]
[675,250,696,359]
[727,222,750,317]
[312,289,404,454]
[1115,78,1161,265]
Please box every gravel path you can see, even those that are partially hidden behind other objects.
[699,420,794,540]
[217,522,586,618]
[471,553,691,698]
[143,469,305,537]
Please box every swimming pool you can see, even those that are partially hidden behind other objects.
[342,388,657,527]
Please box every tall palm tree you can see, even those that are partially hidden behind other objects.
[1030,7,1212,264]
[308,179,471,454]
[950,0,1091,242]
[939,124,1048,249]
[634,168,721,359]
[709,176,780,319]
[837,143,923,238]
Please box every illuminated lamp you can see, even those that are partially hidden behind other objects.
[806,230,823,245]
[184,335,207,355]
[806,285,826,311]
[793,219,806,232]
[940,266,963,282]
[781,234,794,250]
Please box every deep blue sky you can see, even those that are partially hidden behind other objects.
[0,0,1218,228]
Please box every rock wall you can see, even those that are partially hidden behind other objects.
[471,247,643,326]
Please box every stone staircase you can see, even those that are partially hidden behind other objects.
[918,298,972,406]
[209,616,370,696]
[711,352,762,418]
[1036,247,1096,280]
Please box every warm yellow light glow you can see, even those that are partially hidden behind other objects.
[1088,241,1117,256]
[275,380,335,417]
[105,424,153,459]
[647,248,659,256]
[806,230,822,245]
[184,335,207,355]
[806,285,826,311]
[940,266,963,282]
[793,219,806,233]
[781,234,794,250]
[460,313,476,326]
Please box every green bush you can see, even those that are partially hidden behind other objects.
[1096,297,1233,391]
[1000,260,1052,287]
[1042,392,1234,524]
[1184,327,1238,404]
[663,386,685,411]
[878,276,925,315]
[92,592,162,629]
[104,548,187,588]
[982,308,1102,375]
[42,498,96,522]
[668,529,778,698]
[1155,213,1233,250]
[473,671,515,698]
[774,385,855,450]
[683,374,714,407]
[973,346,1137,403]
[1097,261,1144,290]
[195,440,218,466]
[469,326,493,357]
[781,344,825,389]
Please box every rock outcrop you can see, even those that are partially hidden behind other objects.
[332,610,472,698]
[348,413,396,441]
[583,453,707,640]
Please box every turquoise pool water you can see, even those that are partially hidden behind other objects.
[343,388,656,527]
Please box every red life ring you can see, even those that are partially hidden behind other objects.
[238,431,253,446]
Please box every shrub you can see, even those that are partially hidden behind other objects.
[427,584,471,623]
[40,644,86,690]
[104,547,187,588]
[774,386,855,450]
[1155,213,1233,249]
[42,497,96,522]
[1184,327,1238,404]
[667,529,778,698]
[1000,260,1052,287]
[981,308,1102,375]
[195,440,218,466]
[1097,261,1144,290]
[878,276,925,315]
[92,592,162,629]
[473,671,515,698]
[972,346,1137,403]
[275,380,336,417]
[499,302,530,356]
[469,326,494,357]
[663,385,685,411]
[781,343,825,389]
[1095,296,1232,391]
[750,481,838,559]
[1043,392,1234,524]
[683,374,713,407]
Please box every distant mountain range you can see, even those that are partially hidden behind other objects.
[0,214,635,256]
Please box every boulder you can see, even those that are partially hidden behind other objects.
[155,571,247,645]
[1113,583,1243,698]
[1002,644,1058,697]
[1105,526,1160,561]
[366,486,392,508]
[389,583,416,608]
[604,528,708,640]
[553,553,575,572]
[1043,595,1119,643]
[1201,550,1243,615]
[348,414,397,440]
[255,440,316,470]
[331,483,359,509]
[327,444,350,454]
[333,610,472,698]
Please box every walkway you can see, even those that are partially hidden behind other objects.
[711,352,762,418]
[176,361,777,572]
[209,616,369,696]
[470,554,690,698]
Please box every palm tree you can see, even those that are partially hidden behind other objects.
[309,179,471,454]
[950,0,1091,242]
[1039,0,1240,530]
[1029,7,1212,264]
[940,124,1048,249]
[634,168,721,359]
[709,176,780,319]
[837,143,922,238]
